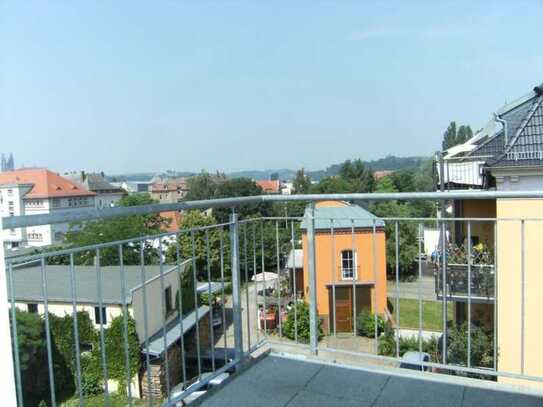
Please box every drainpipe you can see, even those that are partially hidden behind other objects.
[494,113,508,146]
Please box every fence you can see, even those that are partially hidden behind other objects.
[2,191,543,406]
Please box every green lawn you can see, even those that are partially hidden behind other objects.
[389,298,453,332]
[62,393,157,407]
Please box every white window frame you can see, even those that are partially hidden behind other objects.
[341,249,357,280]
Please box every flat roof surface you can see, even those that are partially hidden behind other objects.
[197,355,542,407]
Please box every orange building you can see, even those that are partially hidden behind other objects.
[301,201,387,333]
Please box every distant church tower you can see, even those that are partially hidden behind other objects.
[1,153,15,172]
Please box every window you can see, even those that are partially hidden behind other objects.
[164,286,173,315]
[7,189,13,196]
[341,250,356,280]
[52,198,61,208]
[54,231,65,241]
[28,232,43,241]
[27,304,38,313]
[94,307,107,325]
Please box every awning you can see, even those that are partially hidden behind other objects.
[144,305,209,358]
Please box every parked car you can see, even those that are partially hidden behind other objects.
[399,351,431,371]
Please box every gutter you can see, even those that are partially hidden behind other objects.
[494,112,508,146]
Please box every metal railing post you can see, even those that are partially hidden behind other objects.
[0,218,19,406]
[229,213,244,361]
[306,203,319,355]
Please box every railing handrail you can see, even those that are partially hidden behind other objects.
[6,190,543,229]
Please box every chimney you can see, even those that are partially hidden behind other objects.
[81,170,86,182]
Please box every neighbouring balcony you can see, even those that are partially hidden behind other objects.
[434,243,495,301]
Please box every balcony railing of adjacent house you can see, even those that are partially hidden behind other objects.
[434,241,496,300]
[434,155,489,191]
[2,190,543,406]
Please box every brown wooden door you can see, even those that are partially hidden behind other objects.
[334,287,353,332]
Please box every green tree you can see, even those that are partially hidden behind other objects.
[184,171,223,201]
[309,177,354,194]
[456,125,474,145]
[166,210,225,280]
[66,194,166,266]
[442,121,473,150]
[292,168,311,194]
[270,172,279,181]
[13,310,75,406]
[213,178,271,223]
[339,159,375,192]
[371,176,419,278]
[442,121,458,150]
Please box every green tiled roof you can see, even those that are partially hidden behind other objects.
[300,204,384,230]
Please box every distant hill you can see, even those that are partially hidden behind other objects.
[308,155,430,181]
[108,155,431,183]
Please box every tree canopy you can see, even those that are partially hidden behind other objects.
[442,121,474,150]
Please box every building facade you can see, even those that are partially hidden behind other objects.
[436,81,543,386]
[64,171,125,209]
[150,178,189,204]
[0,168,95,249]
[300,201,387,333]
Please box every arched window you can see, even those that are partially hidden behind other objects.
[341,250,356,279]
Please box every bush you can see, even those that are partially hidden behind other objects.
[444,322,494,368]
[378,325,439,359]
[356,310,385,338]
[282,302,323,344]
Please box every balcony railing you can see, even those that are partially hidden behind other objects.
[2,191,543,406]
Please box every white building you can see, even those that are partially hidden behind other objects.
[0,168,96,249]
[64,171,125,209]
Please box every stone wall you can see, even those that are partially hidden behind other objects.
[140,312,211,399]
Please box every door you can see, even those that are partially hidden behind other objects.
[334,287,353,332]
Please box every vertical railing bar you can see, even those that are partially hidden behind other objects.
[190,230,202,378]
[252,223,259,345]
[243,224,251,349]
[229,212,243,361]
[219,228,228,365]
[372,219,378,354]
[119,245,133,404]
[351,219,357,337]
[290,220,298,343]
[41,258,57,407]
[95,249,111,405]
[261,222,267,337]
[417,223,423,358]
[175,233,187,388]
[467,221,472,369]
[158,238,171,401]
[140,242,153,406]
[68,254,84,407]
[331,219,337,339]
[276,221,282,339]
[307,203,318,355]
[520,219,525,375]
[493,221,498,371]
[96,249,110,405]
[205,230,215,372]
[440,220,448,365]
[394,221,400,359]
[8,262,24,406]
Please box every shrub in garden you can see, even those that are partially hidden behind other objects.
[356,310,385,338]
[282,302,323,344]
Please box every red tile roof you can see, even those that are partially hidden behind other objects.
[373,170,394,181]
[161,211,182,233]
[0,168,95,198]
[151,178,189,192]
[256,180,280,194]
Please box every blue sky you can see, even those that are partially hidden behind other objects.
[1,1,542,174]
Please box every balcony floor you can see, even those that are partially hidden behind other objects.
[196,354,542,407]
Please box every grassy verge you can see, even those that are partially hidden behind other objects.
[389,298,453,331]
[62,393,156,407]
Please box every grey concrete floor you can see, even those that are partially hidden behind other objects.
[196,355,542,407]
